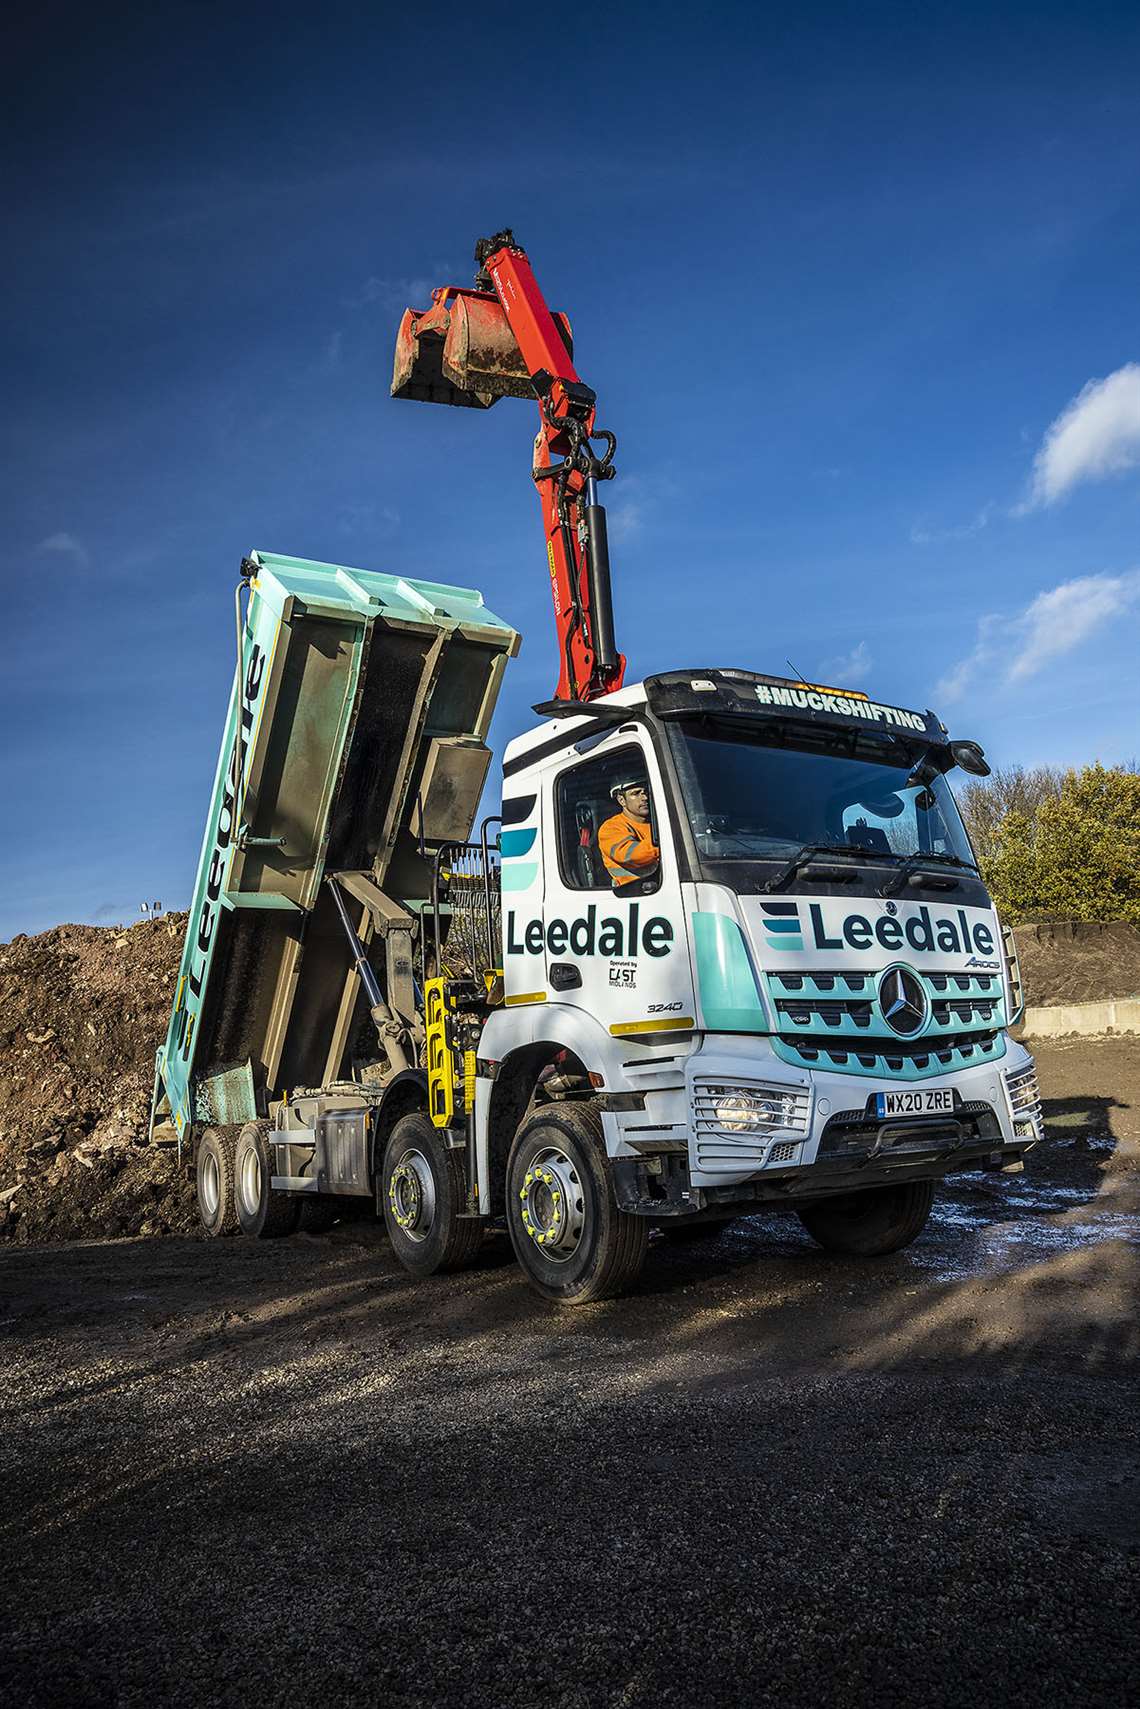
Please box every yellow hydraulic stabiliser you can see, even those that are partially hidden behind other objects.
[425,978,457,1129]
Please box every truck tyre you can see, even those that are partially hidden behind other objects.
[506,1103,648,1305]
[234,1121,301,1238]
[196,1127,239,1238]
[797,1179,935,1256]
[381,1112,483,1279]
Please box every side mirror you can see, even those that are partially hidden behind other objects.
[950,739,990,777]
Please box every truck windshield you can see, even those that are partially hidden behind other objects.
[666,717,976,869]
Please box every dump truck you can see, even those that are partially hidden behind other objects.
[152,233,1042,1304]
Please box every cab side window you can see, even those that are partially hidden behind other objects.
[556,745,662,894]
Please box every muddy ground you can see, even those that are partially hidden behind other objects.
[1,1038,1137,1709]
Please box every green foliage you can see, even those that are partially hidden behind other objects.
[967,763,1140,925]
[958,766,1062,864]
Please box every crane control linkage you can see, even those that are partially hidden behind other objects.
[392,229,626,703]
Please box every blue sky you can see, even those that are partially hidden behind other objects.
[4,1,1140,938]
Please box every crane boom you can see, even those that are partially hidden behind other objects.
[392,231,626,702]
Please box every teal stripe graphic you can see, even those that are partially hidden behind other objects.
[500,827,537,857]
[500,861,539,893]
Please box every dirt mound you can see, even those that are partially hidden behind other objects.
[3,911,1137,1245]
[1013,920,1140,1007]
[0,916,195,1244]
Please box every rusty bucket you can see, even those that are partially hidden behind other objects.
[392,290,572,409]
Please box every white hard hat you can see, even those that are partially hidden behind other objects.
[610,774,648,799]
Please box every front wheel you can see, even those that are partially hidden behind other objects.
[381,1112,483,1279]
[797,1179,935,1256]
[506,1103,648,1305]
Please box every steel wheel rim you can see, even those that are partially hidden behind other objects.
[239,1146,262,1216]
[388,1147,436,1243]
[518,1143,586,1264]
[200,1151,220,1219]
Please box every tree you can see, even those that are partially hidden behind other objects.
[972,763,1140,925]
[957,765,1062,864]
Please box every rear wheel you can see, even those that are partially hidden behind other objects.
[196,1127,238,1238]
[506,1103,648,1305]
[797,1179,934,1256]
[234,1121,301,1238]
[381,1112,483,1279]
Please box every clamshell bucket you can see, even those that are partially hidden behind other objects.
[392,289,572,409]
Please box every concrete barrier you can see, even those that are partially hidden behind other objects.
[1018,998,1140,1040]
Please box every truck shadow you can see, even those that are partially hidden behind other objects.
[2,1086,1135,1419]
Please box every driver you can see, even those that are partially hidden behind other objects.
[598,774,660,891]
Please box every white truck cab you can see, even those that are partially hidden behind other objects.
[468,668,1038,1298]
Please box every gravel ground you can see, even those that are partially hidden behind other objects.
[1,1039,1138,1709]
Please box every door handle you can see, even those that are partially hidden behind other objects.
[549,962,582,990]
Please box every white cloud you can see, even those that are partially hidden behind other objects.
[605,473,647,543]
[35,531,89,568]
[348,272,452,311]
[337,502,400,539]
[820,639,873,683]
[607,499,643,542]
[936,570,1140,703]
[910,503,995,546]
[1023,363,1140,508]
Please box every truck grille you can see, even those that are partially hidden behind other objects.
[772,1027,1006,1081]
[762,967,1006,1081]
[765,969,1003,1037]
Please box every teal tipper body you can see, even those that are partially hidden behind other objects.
[151,550,518,1148]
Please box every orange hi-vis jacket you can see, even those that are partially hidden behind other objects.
[598,811,660,888]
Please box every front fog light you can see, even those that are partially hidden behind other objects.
[714,1089,797,1132]
[716,1092,761,1131]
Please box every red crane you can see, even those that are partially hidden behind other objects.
[392,231,626,703]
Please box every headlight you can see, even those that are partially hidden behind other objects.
[701,1081,809,1134]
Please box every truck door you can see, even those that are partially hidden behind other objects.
[542,735,695,1037]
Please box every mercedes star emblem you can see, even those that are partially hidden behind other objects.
[878,965,928,1036]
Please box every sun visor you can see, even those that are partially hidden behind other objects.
[644,670,946,745]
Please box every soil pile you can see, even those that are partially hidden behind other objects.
[3,912,1138,1246]
[1013,920,1140,1006]
[0,916,194,1244]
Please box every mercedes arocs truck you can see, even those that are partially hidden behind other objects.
[152,235,1041,1304]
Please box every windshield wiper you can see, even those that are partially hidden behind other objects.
[879,851,979,897]
[763,843,871,893]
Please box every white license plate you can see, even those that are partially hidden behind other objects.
[875,1089,956,1118]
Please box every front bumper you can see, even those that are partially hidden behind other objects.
[602,1031,1038,1201]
